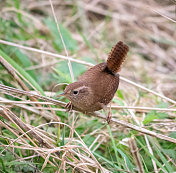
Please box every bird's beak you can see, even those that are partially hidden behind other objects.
[57,92,65,97]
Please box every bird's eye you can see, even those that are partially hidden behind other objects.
[73,90,78,95]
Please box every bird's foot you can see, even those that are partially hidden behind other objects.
[106,111,112,124]
[65,101,72,112]
[106,103,112,124]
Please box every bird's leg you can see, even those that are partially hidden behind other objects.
[99,103,111,124]
[65,101,72,112]
[106,102,112,124]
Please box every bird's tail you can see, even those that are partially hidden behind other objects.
[107,41,129,74]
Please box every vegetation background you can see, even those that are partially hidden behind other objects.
[0,0,176,172]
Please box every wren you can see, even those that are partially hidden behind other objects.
[59,41,129,113]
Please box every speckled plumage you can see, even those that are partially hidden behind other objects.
[63,41,129,112]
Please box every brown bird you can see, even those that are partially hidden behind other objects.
[59,41,129,116]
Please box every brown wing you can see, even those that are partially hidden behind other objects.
[98,74,119,105]
[78,63,107,81]
[78,63,119,106]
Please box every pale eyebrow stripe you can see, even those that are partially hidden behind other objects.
[74,86,88,91]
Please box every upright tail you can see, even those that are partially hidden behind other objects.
[107,41,129,74]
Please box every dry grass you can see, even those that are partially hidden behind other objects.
[0,0,176,172]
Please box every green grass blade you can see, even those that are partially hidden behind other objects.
[14,0,23,23]
[107,124,121,168]
[56,125,60,147]
[93,152,121,170]
[149,137,174,172]
[136,137,168,173]
[0,49,44,95]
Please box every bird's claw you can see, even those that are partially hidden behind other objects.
[106,111,112,124]
[65,101,72,112]
[106,103,112,124]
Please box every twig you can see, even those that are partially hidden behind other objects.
[0,39,93,66]
[0,97,56,120]
[0,84,176,144]
[0,98,175,112]
[0,101,53,105]
[121,76,176,105]
[149,6,176,23]
[144,135,158,173]
[129,136,144,173]
[92,112,176,144]
[111,105,176,112]
[49,0,74,82]
[0,84,65,106]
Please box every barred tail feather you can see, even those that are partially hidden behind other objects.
[107,41,129,74]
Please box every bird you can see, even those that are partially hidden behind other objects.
[59,41,129,119]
